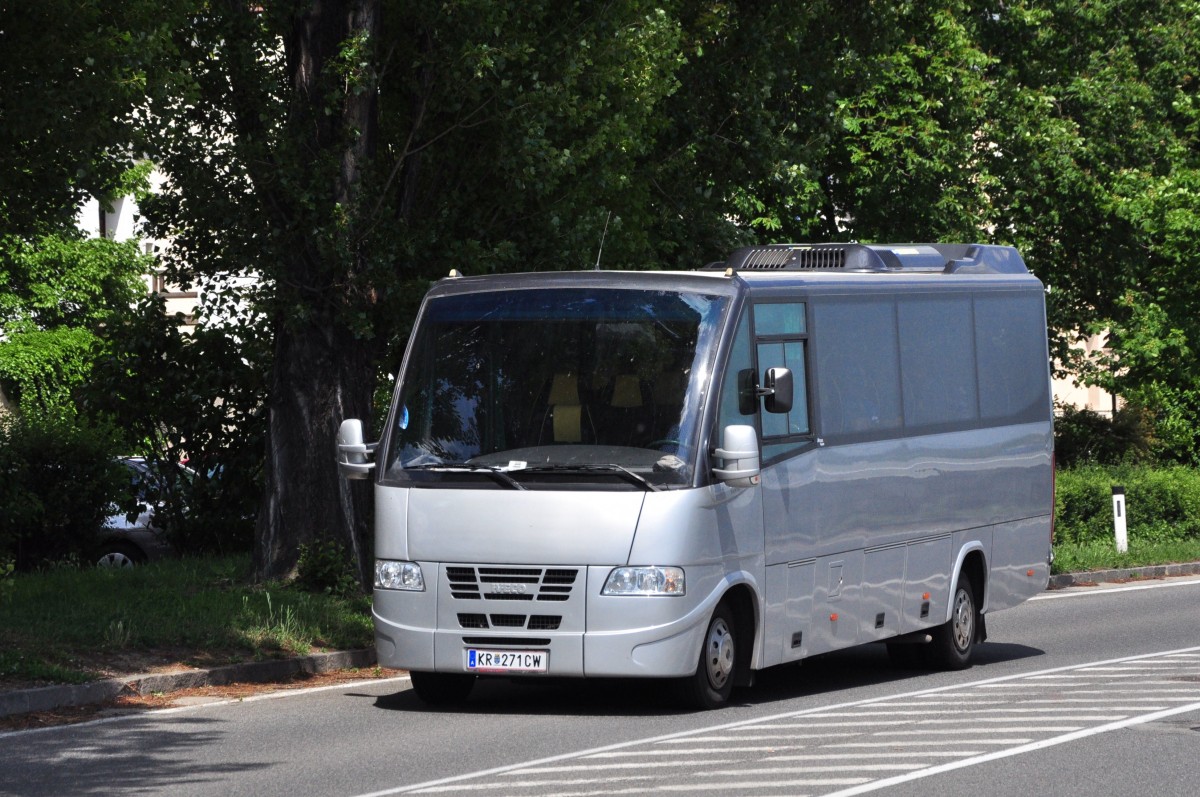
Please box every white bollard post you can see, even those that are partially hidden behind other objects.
[1112,485,1128,554]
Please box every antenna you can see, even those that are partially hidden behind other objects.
[594,211,612,270]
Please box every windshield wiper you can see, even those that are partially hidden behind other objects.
[403,463,526,490]
[520,463,661,492]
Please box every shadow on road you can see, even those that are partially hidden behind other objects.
[0,716,271,796]
[370,640,1046,717]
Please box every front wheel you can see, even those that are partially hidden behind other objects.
[410,671,476,706]
[678,603,737,710]
[924,580,978,670]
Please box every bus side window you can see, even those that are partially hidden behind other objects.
[813,298,903,437]
[754,301,812,461]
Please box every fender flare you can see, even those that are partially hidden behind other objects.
[946,541,988,623]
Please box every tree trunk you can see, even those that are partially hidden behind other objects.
[253,314,375,583]
[251,0,382,584]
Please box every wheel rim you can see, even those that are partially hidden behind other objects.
[704,616,735,689]
[951,587,974,652]
[97,552,134,568]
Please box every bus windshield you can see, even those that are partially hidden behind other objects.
[383,286,729,488]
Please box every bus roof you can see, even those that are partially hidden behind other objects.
[425,243,1039,297]
[708,243,1027,275]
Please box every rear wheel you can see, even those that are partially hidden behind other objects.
[410,671,476,706]
[924,579,978,670]
[678,602,737,710]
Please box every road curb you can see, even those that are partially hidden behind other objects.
[1047,561,1200,590]
[0,648,376,719]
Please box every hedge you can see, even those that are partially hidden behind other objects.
[1055,465,1200,545]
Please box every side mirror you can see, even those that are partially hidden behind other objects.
[762,367,793,414]
[711,424,760,488]
[337,419,377,480]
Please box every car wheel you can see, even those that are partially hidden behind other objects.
[410,671,476,705]
[678,602,737,710]
[924,579,978,670]
[96,543,145,569]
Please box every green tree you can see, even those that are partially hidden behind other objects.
[0,1,168,237]
[136,1,693,582]
[978,0,1200,455]
[1,1,165,423]
[0,235,149,419]
[67,0,1200,579]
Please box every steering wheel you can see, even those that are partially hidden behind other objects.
[646,439,681,450]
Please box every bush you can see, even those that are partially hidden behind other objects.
[295,538,362,598]
[1055,465,1200,546]
[1054,404,1154,468]
[0,415,126,569]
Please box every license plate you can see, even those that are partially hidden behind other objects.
[466,648,548,673]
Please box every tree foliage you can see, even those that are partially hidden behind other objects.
[978,0,1200,457]
[0,1,169,236]
[0,234,148,419]
[6,0,1200,577]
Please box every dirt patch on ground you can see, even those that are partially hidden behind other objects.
[0,647,314,692]
[0,666,404,733]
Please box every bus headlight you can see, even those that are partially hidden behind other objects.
[602,566,685,596]
[375,559,425,591]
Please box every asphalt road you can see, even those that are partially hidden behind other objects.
[2,576,1198,797]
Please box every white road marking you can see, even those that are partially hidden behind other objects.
[819,700,1200,797]
[350,645,1200,797]
[584,746,806,757]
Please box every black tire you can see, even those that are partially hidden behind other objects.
[923,579,978,670]
[678,602,738,710]
[410,671,476,706]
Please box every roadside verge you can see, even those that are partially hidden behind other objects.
[1047,561,1200,589]
[0,648,377,719]
[7,563,1200,720]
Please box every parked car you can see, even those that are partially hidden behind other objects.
[96,457,189,567]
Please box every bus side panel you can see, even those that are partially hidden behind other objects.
[374,483,410,561]
[783,561,814,663]
[762,563,789,668]
[989,515,1053,611]
[900,534,952,634]
[764,426,1052,561]
[804,552,863,656]
[861,544,906,641]
[762,423,1051,657]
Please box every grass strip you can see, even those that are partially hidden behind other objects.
[0,555,372,685]
[1051,539,1200,575]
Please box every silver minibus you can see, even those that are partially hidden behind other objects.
[338,242,1055,708]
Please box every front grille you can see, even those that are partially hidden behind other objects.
[490,614,526,628]
[456,613,563,630]
[447,566,580,602]
[457,613,489,628]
